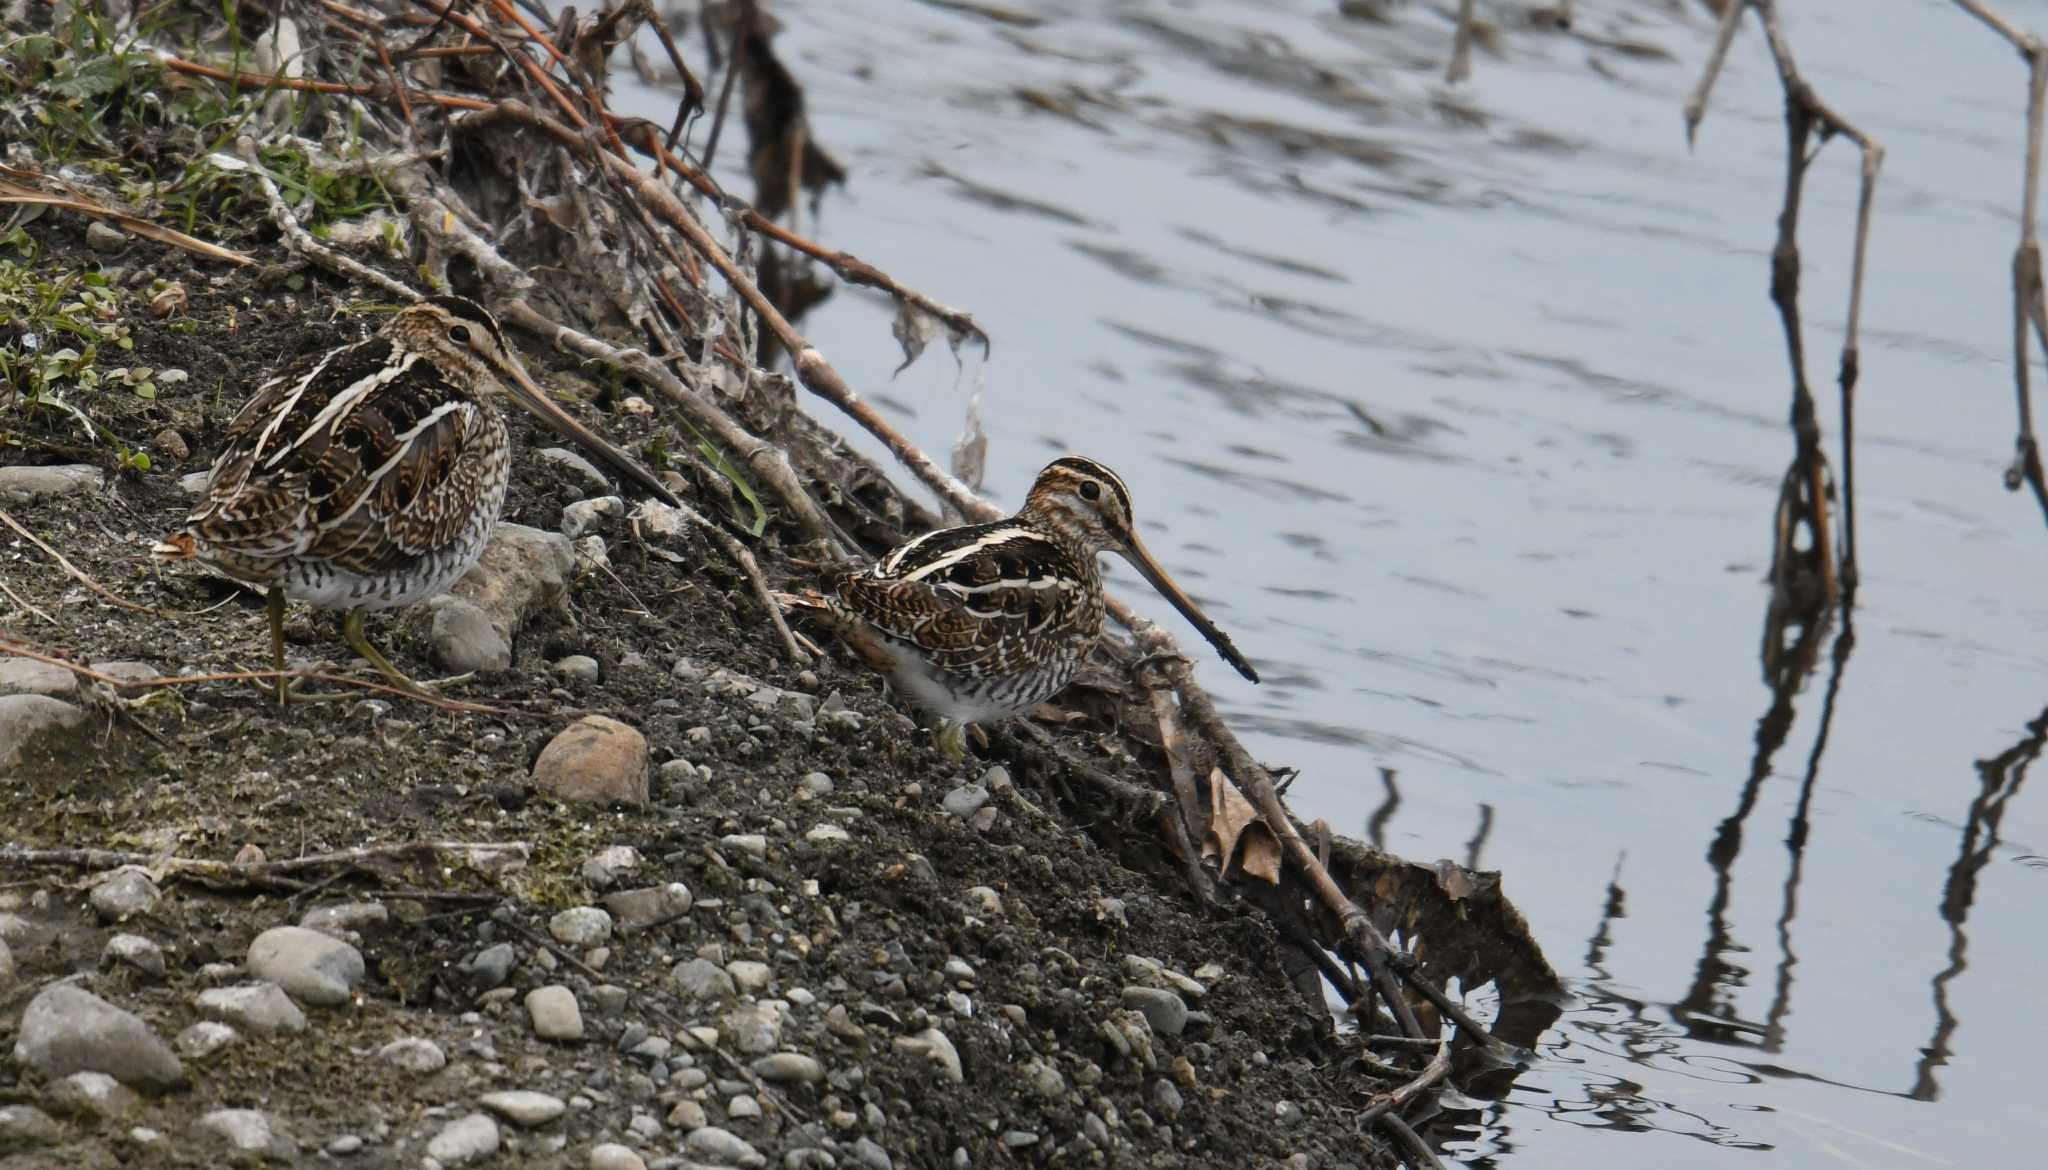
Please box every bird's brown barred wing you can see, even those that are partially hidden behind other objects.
[835,522,1091,668]
[180,336,492,575]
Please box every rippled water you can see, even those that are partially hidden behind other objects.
[623,1,2048,1165]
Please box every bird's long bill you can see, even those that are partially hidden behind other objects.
[494,358,680,508]
[1120,530,1261,683]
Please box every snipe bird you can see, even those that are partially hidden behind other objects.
[781,456,1259,756]
[154,295,676,701]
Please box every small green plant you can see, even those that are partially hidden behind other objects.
[0,259,144,451]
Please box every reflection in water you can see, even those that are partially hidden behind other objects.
[1913,703,2048,1100]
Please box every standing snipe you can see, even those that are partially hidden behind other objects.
[154,295,675,701]
[782,456,1259,755]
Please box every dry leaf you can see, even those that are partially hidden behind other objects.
[1433,859,1477,901]
[1200,768,1280,883]
[1240,822,1283,884]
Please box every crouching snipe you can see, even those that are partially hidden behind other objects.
[154,295,674,702]
[780,457,1259,757]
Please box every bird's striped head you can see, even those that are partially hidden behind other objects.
[1023,456,1134,556]
[1022,456,1260,683]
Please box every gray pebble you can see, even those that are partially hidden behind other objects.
[751,1052,823,1083]
[247,925,364,1007]
[196,983,306,1033]
[667,1099,708,1130]
[549,905,615,947]
[892,1027,962,1083]
[673,957,737,1001]
[799,772,834,796]
[720,833,769,858]
[85,222,127,252]
[12,984,183,1092]
[101,933,165,979]
[463,942,517,989]
[0,657,77,697]
[0,1104,56,1147]
[727,1094,761,1119]
[606,882,693,932]
[726,1004,781,1055]
[537,447,613,493]
[727,960,772,993]
[426,1113,500,1165]
[174,1021,239,1061]
[589,1143,649,1170]
[1150,1078,1184,1120]
[851,1137,893,1170]
[298,901,388,938]
[527,985,584,1041]
[480,1089,566,1128]
[45,1070,137,1119]
[429,598,512,673]
[553,654,602,683]
[1000,1131,1039,1149]
[0,694,88,769]
[197,1108,274,1153]
[684,1125,761,1165]
[561,495,624,539]
[376,1036,446,1074]
[1120,986,1189,1037]
[940,784,990,818]
[326,1134,365,1155]
[0,464,102,503]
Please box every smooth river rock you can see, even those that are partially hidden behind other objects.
[247,925,363,1006]
[13,984,184,1093]
[532,715,649,806]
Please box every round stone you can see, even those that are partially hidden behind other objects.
[751,1052,823,1084]
[526,985,584,1042]
[588,1143,647,1170]
[247,926,364,1007]
[533,715,650,806]
[548,906,614,948]
[12,984,183,1092]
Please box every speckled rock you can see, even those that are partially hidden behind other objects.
[247,926,363,1006]
[533,715,649,806]
[429,523,575,672]
[548,906,613,947]
[13,984,184,1092]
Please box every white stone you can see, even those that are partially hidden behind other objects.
[425,1113,500,1165]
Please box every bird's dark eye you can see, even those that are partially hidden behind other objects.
[449,325,473,345]
[1079,481,1101,502]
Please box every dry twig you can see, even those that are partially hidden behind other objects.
[1686,0,1883,603]
[1955,2,2048,524]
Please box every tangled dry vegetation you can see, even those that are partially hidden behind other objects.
[0,1,1560,1166]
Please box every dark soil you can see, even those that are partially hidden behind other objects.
[0,215,1392,1169]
